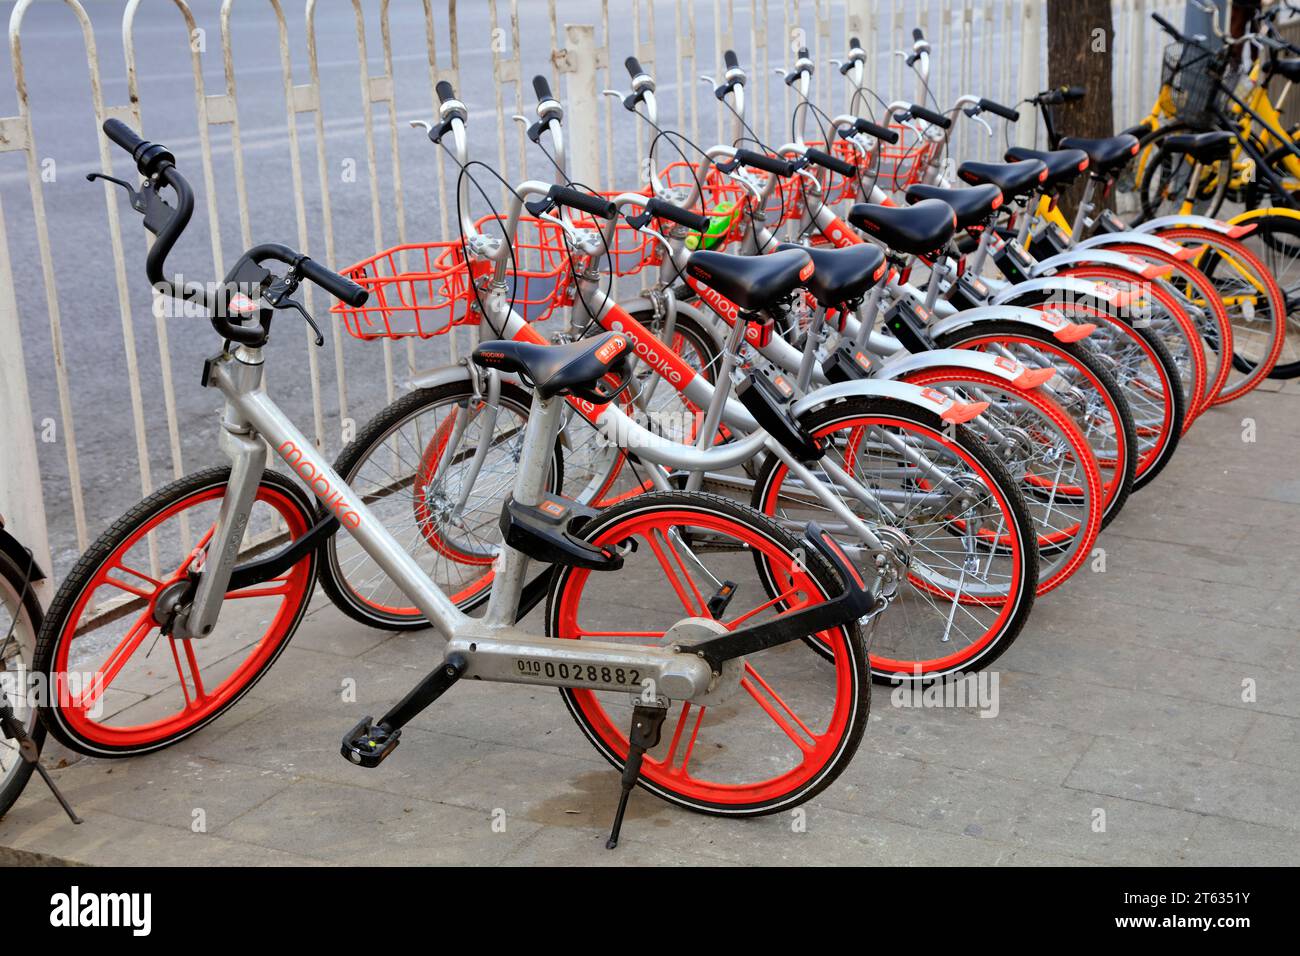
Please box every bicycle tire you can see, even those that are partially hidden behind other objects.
[546,490,870,816]
[34,467,317,757]
[0,548,44,819]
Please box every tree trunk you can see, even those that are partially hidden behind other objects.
[1046,0,1115,217]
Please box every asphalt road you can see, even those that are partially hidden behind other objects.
[0,0,1001,576]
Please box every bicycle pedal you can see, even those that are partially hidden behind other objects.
[341,716,401,768]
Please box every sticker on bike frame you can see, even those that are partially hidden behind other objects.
[512,658,643,689]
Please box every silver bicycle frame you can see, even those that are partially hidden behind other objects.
[180,344,718,703]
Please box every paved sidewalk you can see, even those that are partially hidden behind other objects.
[3,387,1299,866]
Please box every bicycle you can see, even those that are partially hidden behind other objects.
[34,117,899,847]
[0,516,79,822]
[322,80,1043,683]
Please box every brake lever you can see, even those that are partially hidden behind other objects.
[87,172,146,213]
[263,272,325,347]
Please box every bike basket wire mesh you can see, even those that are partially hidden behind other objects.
[331,241,485,340]
[1162,41,1230,129]
[333,208,657,340]
[867,123,936,193]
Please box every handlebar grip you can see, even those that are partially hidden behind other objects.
[533,75,553,102]
[849,36,862,50]
[908,104,952,129]
[912,28,925,42]
[626,56,645,79]
[1063,85,1086,102]
[103,118,145,155]
[299,257,368,308]
[978,98,1020,121]
[797,47,809,60]
[102,119,176,178]
[805,147,856,177]
[733,148,797,177]
[854,118,899,144]
[646,197,710,232]
[551,185,617,220]
[724,49,739,69]
[1152,12,1182,39]
[435,81,456,105]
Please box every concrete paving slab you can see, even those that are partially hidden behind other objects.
[0,389,1295,866]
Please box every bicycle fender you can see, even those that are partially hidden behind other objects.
[927,304,1094,342]
[0,525,45,582]
[1031,248,1170,279]
[1133,213,1255,238]
[1224,206,1300,228]
[789,377,987,425]
[873,346,1049,389]
[1074,231,1190,258]
[991,275,1124,308]
[403,362,476,392]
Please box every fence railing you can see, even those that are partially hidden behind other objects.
[0,0,1184,592]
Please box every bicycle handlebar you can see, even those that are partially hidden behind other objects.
[550,184,617,220]
[724,49,739,70]
[804,147,855,177]
[733,147,798,177]
[1152,12,1184,42]
[100,120,367,344]
[533,75,553,102]
[626,56,645,80]
[852,117,899,144]
[906,103,951,129]
[978,97,1020,121]
[645,196,710,232]
[912,28,925,43]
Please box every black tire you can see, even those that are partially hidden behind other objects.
[1119,320,1186,489]
[751,397,1038,681]
[319,380,563,630]
[545,491,870,817]
[932,321,1138,529]
[0,548,44,819]
[34,467,317,757]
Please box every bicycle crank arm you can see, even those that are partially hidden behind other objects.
[342,630,716,769]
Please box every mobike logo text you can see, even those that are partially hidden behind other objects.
[607,318,687,387]
[279,440,361,529]
[686,276,739,327]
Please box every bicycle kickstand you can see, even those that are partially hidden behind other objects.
[605,701,669,850]
[0,696,82,824]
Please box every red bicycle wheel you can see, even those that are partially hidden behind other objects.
[35,467,315,756]
[900,368,1103,596]
[1057,264,1207,427]
[547,492,870,815]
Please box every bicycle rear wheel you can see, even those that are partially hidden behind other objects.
[900,368,1103,596]
[933,322,1138,530]
[320,380,562,630]
[1156,226,1288,400]
[547,491,870,816]
[751,397,1038,681]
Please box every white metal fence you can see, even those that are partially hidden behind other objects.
[0,0,1183,589]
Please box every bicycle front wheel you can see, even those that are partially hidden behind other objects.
[547,491,870,817]
[34,467,317,757]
